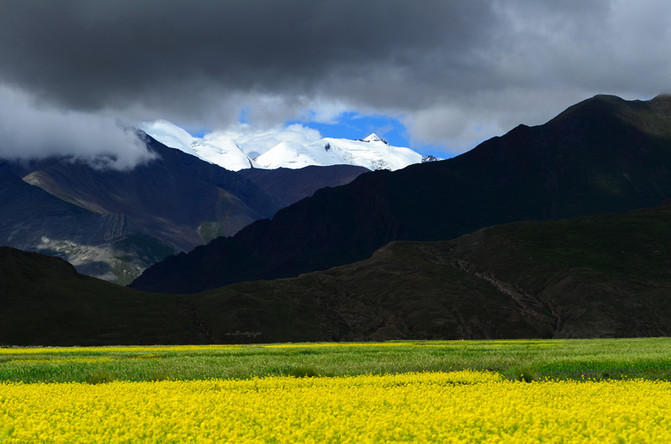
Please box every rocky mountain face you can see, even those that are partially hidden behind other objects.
[23,139,282,245]
[0,162,139,282]
[131,94,671,293]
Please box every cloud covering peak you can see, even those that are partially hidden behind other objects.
[0,87,155,170]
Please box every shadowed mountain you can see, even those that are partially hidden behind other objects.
[0,162,113,248]
[4,207,671,345]
[14,136,283,249]
[238,164,369,207]
[205,207,671,341]
[0,135,285,284]
[132,94,671,293]
[0,246,197,345]
[0,246,333,345]
[1,134,375,285]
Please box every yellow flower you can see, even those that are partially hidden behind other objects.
[1,371,671,442]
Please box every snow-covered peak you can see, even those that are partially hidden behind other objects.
[140,121,255,171]
[256,135,424,171]
[141,120,438,172]
[141,120,197,155]
[362,133,388,144]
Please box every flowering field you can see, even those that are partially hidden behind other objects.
[2,339,671,442]
[2,370,671,442]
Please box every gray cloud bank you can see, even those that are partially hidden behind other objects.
[0,87,154,169]
[0,0,670,158]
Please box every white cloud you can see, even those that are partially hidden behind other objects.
[405,105,498,155]
[0,86,156,170]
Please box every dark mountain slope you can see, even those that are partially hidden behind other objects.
[132,94,671,293]
[0,135,289,284]
[0,246,326,345]
[0,164,173,284]
[14,136,283,249]
[5,207,671,345]
[0,162,131,255]
[190,207,671,341]
[238,164,369,207]
[0,246,196,345]
[2,132,371,286]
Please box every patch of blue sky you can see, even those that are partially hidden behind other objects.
[237,107,251,125]
[287,112,405,145]
[188,127,210,138]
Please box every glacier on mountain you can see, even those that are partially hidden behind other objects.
[141,120,436,172]
[141,120,255,171]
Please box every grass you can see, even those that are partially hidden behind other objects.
[1,337,670,383]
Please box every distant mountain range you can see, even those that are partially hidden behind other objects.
[131,94,671,293]
[0,136,369,284]
[141,120,438,171]
[4,206,671,345]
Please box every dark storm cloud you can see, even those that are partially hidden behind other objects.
[0,0,670,155]
[0,0,494,112]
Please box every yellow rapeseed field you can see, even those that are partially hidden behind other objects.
[2,370,671,443]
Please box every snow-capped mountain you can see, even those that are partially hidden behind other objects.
[141,120,255,171]
[141,120,435,172]
[254,133,424,171]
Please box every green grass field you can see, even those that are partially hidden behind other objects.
[2,337,670,384]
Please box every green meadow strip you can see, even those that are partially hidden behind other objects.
[1,337,670,383]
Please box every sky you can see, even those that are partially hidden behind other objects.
[0,0,670,168]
